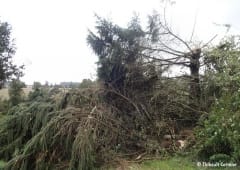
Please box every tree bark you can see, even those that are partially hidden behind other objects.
[189,48,201,118]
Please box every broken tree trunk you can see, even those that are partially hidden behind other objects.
[188,48,201,120]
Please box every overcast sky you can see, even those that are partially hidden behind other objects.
[0,0,239,85]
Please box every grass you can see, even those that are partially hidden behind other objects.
[113,156,239,170]
[0,160,6,169]
[137,157,197,170]
[0,87,32,100]
[0,155,238,170]
[140,157,239,170]
[0,88,9,100]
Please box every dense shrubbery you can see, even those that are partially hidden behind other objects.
[0,99,9,114]
[196,37,240,163]
[197,94,240,163]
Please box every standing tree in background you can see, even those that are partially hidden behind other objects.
[8,79,25,106]
[79,79,94,88]
[0,21,24,88]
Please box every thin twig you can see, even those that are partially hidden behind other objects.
[189,10,198,43]
[201,34,218,48]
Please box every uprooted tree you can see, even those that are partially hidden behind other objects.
[142,12,208,120]
[1,11,238,170]
[87,13,216,126]
[87,15,159,129]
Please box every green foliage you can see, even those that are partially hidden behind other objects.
[3,14,240,170]
[8,79,25,106]
[87,14,202,130]
[79,79,94,89]
[28,88,45,101]
[0,21,24,88]
[194,37,240,163]
[87,16,160,128]
[0,88,140,169]
[1,85,186,169]
[0,90,73,169]
[87,15,146,92]
[209,154,232,163]
[69,127,95,170]
[60,82,80,88]
[28,82,51,102]
[202,36,240,103]
[0,102,56,160]
[0,160,6,169]
[197,94,240,163]
[0,99,9,114]
[109,156,239,170]
[197,37,240,163]
[139,157,197,170]
[32,81,41,90]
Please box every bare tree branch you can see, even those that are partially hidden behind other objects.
[141,53,190,67]
[158,39,186,55]
[201,34,218,48]
[167,29,192,52]
[141,46,184,57]
[189,11,198,43]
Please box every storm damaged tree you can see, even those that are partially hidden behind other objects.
[87,11,217,127]
[87,15,160,134]
[0,21,24,88]
[141,12,217,122]
[87,15,146,92]
[87,15,159,104]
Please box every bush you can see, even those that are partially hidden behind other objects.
[197,37,240,164]
[196,94,240,163]
[0,99,9,114]
[8,79,25,107]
